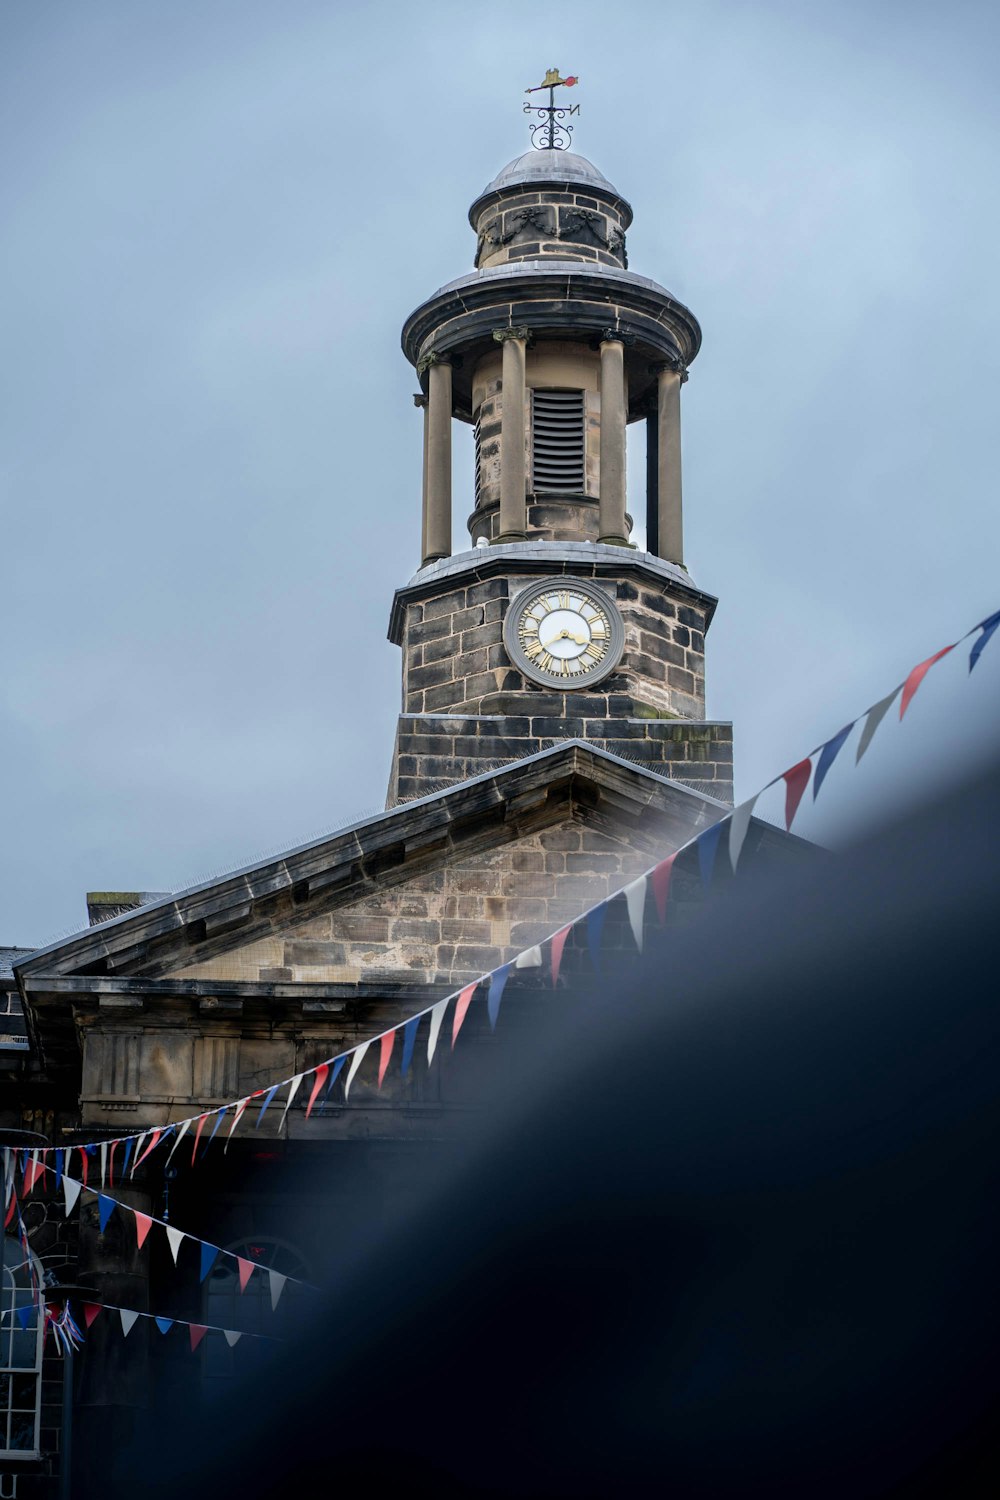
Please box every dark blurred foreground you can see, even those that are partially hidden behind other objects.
[120,762,1000,1498]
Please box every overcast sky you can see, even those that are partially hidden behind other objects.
[3,0,999,946]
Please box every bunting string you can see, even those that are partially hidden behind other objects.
[1,1301,278,1351]
[18,1161,313,1306]
[16,602,998,1162]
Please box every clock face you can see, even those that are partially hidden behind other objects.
[503,578,625,689]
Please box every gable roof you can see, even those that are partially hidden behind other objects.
[16,741,737,988]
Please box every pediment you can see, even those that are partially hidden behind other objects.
[15,742,806,1082]
[18,742,730,988]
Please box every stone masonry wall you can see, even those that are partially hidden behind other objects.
[389,713,733,807]
[399,570,709,724]
[473,188,629,271]
[172,815,665,989]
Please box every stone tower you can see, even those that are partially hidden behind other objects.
[387,102,733,808]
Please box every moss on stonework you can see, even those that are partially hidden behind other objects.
[630,702,680,720]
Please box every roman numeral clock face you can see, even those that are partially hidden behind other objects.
[503,578,625,690]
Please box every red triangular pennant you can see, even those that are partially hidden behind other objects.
[83,1303,102,1329]
[900,645,955,720]
[237,1257,254,1294]
[304,1064,329,1120]
[191,1113,208,1166]
[452,984,477,1047]
[189,1324,208,1352]
[134,1211,153,1250]
[782,758,813,830]
[650,855,677,923]
[378,1030,396,1089]
[134,1129,162,1169]
[550,927,571,986]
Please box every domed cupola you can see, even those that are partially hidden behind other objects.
[388,74,724,808]
[469,148,633,271]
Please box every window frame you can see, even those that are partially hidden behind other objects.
[0,1236,44,1461]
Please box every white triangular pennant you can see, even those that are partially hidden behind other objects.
[728,795,759,873]
[514,945,542,968]
[129,1133,147,1178]
[426,998,449,1066]
[269,1270,287,1311]
[120,1308,140,1337]
[99,1143,108,1187]
[344,1041,371,1100]
[224,1099,250,1153]
[63,1176,82,1217]
[165,1226,185,1265]
[223,1329,242,1347]
[164,1119,191,1168]
[623,875,647,952]
[278,1075,303,1132]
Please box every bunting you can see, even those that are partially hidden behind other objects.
[697,822,724,884]
[426,998,448,1066]
[624,875,646,953]
[901,645,955,719]
[782,759,813,830]
[24,1163,315,1300]
[377,1031,396,1088]
[487,965,511,1031]
[0,1302,278,1349]
[15,598,995,1190]
[452,983,477,1047]
[813,724,854,800]
[728,796,758,873]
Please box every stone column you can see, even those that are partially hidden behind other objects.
[598,334,629,546]
[656,361,687,567]
[414,393,429,565]
[645,391,659,556]
[420,354,452,564]
[493,327,529,542]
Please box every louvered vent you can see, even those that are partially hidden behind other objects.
[531,388,585,492]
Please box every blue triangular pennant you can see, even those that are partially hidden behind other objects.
[487,964,512,1031]
[121,1138,135,1178]
[199,1243,220,1283]
[255,1085,280,1128]
[16,1306,33,1331]
[586,904,608,971]
[98,1194,115,1234]
[316,1055,347,1116]
[698,822,724,887]
[970,610,1000,672]
[154,1317,174,1336]
[400,1016,420,1076]
[54,1149,64,1190]
[813,722,854,800]
[204,1108,227,1151]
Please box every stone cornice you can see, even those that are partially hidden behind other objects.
[387,541,719,645]
[401,260,701,419]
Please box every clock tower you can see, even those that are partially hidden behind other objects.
[387,77,733,807]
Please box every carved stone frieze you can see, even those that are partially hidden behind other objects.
[500,206,556,244]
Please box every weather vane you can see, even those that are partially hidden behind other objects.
[524,68,579,151]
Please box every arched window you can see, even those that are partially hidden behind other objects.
[201,1238,307,1395]
[1,1236,43,1458]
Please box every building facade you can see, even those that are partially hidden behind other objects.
[3,108,802,1496]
